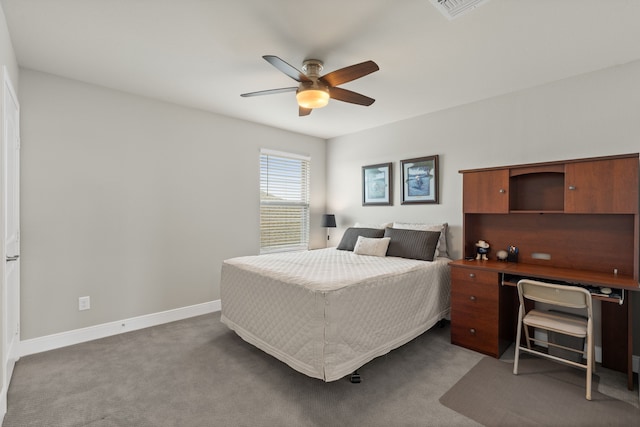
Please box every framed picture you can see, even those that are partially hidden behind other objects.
[401,155,439,204]
[362,163,392,206]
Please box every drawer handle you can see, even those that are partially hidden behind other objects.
[469,273,475,278]
[469,295,477,301]
[499,189,506,194]
[568,185,576,190]
[469,328,476,335]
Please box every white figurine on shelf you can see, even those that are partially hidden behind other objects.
[475,240,490,261]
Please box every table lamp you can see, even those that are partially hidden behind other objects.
[321,214,336,241]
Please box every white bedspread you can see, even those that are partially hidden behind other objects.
[220,248,451,381]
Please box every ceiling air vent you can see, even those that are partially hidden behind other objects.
[430,0,491,20]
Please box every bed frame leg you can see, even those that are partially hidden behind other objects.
[350,370,361,383]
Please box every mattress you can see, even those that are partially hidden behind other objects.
[220,248,451,381]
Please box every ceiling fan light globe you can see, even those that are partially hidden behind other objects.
[296,89,329,109]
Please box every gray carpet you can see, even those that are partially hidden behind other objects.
[440,356,640,427]
[3,314,482,427]
[3,313,637,427]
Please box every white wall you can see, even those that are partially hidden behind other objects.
[18,69,326,340]
[327,59,640,354]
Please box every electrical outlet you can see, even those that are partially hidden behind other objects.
[78,296,91,311]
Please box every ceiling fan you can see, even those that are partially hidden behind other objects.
[241,55,379,116]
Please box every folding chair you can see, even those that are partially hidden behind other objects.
[513,279,594,400]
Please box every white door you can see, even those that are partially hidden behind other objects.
[2,66,20,386]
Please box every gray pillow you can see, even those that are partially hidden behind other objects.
[383,227,440,261]
[337,227,386,251]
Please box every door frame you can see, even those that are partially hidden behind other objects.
[1,65,20,418]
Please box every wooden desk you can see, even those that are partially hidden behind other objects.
[455,153,639,391]
[449,259,638,389]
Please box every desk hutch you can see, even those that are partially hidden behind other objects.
[449,153,639,389]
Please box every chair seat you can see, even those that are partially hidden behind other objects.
[523,309,587,338]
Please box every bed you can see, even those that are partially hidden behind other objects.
[220,224,451,382]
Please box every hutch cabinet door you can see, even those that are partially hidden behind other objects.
[565,157,639,214]
[463,169,509,213]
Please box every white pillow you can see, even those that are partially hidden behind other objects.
[392,222,449,258]
[354,222,393,230]
[353,236,391,257]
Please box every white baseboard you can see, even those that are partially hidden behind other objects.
[18,300,221,358]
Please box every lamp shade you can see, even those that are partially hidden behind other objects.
[296,88,330,109]
[321,214,336,228]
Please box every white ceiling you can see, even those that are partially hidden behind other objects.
[3,0,640,139]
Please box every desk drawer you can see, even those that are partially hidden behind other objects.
[451,280,498,305]
[451,267,498,287]
[450,266,502,357]
[451,289,498,317]
[451,322,499,356]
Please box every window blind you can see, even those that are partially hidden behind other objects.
[260,150,310,254]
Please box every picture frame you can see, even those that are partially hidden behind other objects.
[401,155,439,204]
[362,162,392,206]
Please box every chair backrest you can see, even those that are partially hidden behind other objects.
[517,279,592,313]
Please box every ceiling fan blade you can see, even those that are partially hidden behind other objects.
[299,106,312,116]
[320,60,379,87]
[263,55,311,82]
[329,87,375,106]
[241,87,297,97]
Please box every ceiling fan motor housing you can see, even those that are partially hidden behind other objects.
[301,59,323,77]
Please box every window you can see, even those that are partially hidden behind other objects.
[260,149,310,254]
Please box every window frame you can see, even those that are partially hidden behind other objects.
[259,149,311,254]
